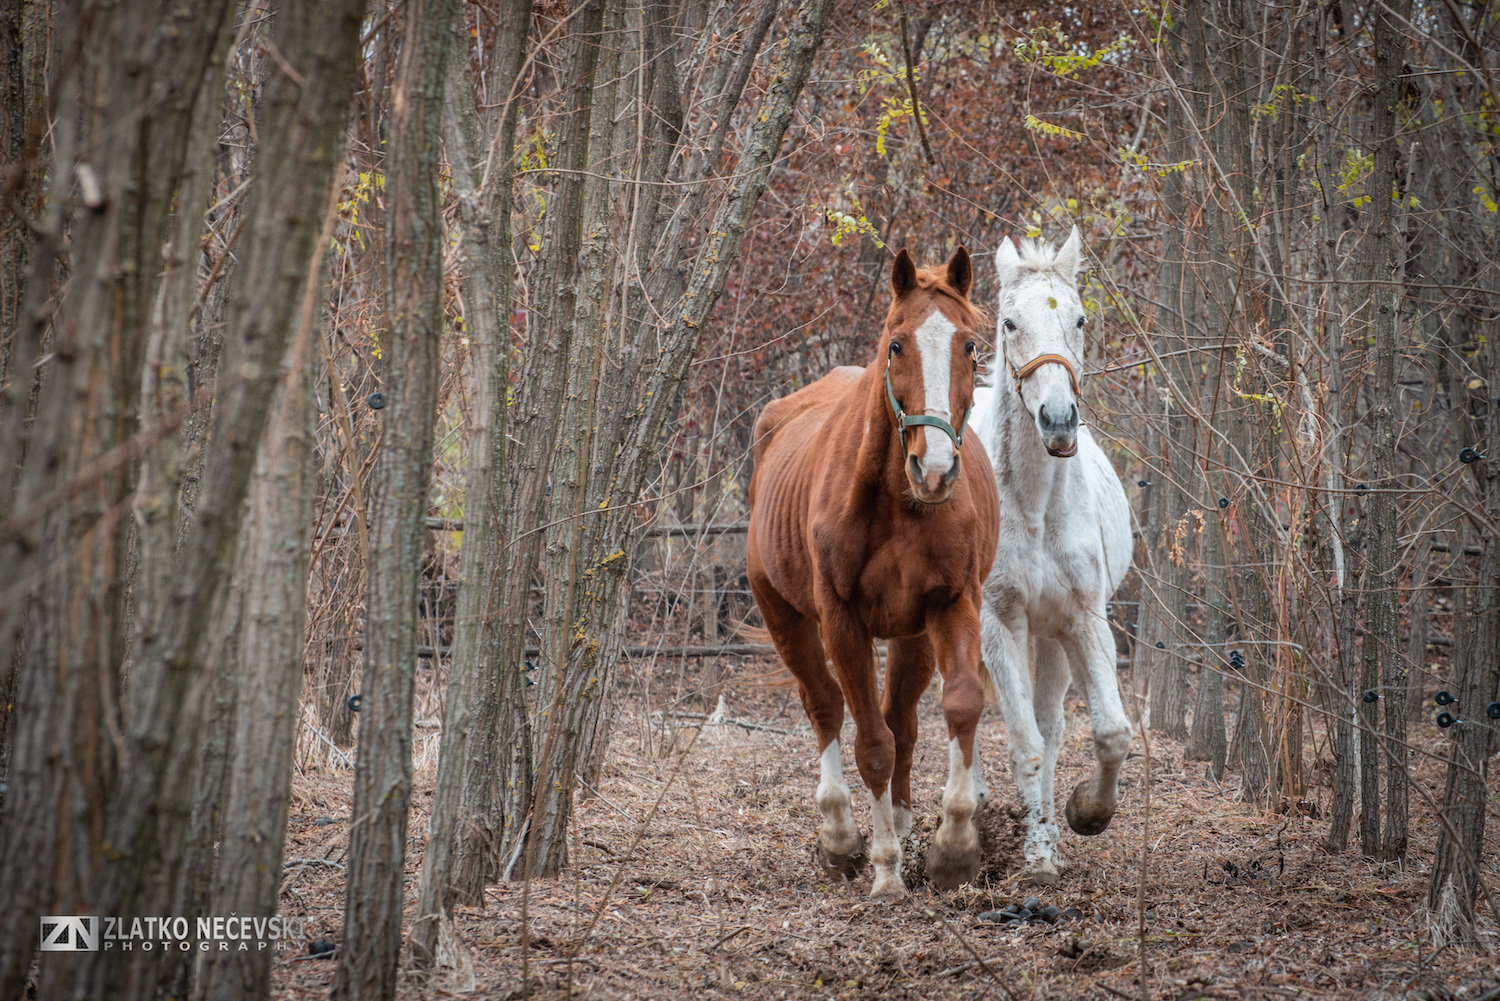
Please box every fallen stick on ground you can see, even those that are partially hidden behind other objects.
[658,710,794,736]
[937,955,1007,978]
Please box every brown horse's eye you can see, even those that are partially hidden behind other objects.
[890,341,902,356]
[965,341,976,355]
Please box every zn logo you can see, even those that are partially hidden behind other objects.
[40,917,99,952]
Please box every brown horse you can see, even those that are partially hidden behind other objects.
[746,248,1000,899]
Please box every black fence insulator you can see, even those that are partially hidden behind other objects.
[347,693,363,713]
[1354,484,1368,492]
[1155,641,1165,649]
[1487,702,1500,720]
[1437,712,1456,729]
[367,392,386,410]
[1435,690,1457,706]
[1362,690,1380,704]
[1137,479,1151,487]
[1459,447,1483,464]
[1227,650,1246,670]
[1218,497,1229,508]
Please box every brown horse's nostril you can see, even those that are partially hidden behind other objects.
[907,454,924,482]
[942,453,961,486]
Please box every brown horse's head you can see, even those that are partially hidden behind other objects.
[881,247,983,505]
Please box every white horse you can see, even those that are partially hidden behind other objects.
[970,227,1134,884]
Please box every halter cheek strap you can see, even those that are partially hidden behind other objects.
[884,346,975,453]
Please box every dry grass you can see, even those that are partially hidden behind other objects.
[271,660,1498,1000]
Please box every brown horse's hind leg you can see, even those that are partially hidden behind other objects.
[925,596,986,889]
[750,580,866,878]
[882,636,937,841]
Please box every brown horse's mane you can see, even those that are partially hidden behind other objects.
[899,264,989,329]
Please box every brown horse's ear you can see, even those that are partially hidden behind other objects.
[891,248,917,298]
[946,246,973,298]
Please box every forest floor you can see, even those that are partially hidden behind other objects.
[272,657,1499,1001]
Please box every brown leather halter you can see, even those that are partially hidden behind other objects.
[1006,352,1080,398]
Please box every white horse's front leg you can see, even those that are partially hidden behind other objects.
[1060,613,1132,836]
[980,600,1059,882]
[1033,637,1072,866]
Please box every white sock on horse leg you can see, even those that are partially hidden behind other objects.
[867,788,905,898]
[815,740,861,857]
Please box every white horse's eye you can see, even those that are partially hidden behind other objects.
[1076,316,1086,329]
[1003,319,1016,332]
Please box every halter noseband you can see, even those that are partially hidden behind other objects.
[884,344,974,453]
[1005,352,1080,399]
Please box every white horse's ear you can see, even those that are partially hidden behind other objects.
[995,236,1021,288]
[1055,225,1084,278]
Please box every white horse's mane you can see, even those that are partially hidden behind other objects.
[1011,236,1067,275]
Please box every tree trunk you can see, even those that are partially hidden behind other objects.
[332,0,451,996]
[0,1,235,995]
[1364,0,1409,865]
[443,0,535,910]
[197,150,342,1001]
[1189,510,1228,778]
[521,0,836,877]
[1426,5,1500,920]
[411,0,532,962]
[454,0,605,892]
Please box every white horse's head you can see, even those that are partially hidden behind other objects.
[994,226,1087,458]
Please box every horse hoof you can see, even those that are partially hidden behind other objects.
[818,837,868,879]
[869,873,908,900]
[1064,782,1114,836]
[1023,862,1061,887]
[925,825,981,890]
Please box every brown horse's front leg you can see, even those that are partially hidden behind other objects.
[882,636,937,841]
[821,602,903,899]
[927,594,985,889]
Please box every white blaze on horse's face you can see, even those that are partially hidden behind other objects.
[885,246,977,505]
[914,309,957,487]
[995,226,1087,458]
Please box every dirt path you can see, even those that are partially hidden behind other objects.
[273,665,1498,999]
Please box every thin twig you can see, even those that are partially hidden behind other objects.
[923,906,1022,1001]
[895,0,935,166]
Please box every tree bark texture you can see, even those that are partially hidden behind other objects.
[520,0,836,876]
[1363,0,1409,864]
[453,0,605,892]
[332,0,451,996]
[412,0,532,960]
[0,1,235,996]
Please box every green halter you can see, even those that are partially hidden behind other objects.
[883,344,974,454]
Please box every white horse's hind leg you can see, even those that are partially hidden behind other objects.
[981,601,1059,883]
[1033,638,1071,866]
[1061,614,1132,836]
